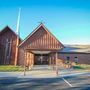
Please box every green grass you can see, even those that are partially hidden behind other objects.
[0,65,24,72]
[0,64,90,71]
[73,64,90,70]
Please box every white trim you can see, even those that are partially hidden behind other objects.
[62,77,73,87]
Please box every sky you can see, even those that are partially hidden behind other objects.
[0,0,90,45]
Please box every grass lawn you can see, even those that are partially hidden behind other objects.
[0,65,24,72]
[0,64,90,72]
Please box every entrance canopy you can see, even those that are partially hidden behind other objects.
[31,51,51,54]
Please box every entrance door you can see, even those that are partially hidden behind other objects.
[34,54,49,65]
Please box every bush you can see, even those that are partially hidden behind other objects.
[73,64,90,70]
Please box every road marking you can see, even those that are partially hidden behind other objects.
[62,72,87,77]
[62,77,73,87]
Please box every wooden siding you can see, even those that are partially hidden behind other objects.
[18,49,34,66]
[18,24,64,66]
[0,26,21,65]
[26,52,34,66]
[19,25,64,50]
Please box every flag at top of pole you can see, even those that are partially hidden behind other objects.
[16,8,21,35]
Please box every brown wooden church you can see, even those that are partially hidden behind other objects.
[18,23,64,67]
[0,26,21,65]
[0,23,90,66]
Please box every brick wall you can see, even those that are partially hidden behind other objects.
[58,53,90,64]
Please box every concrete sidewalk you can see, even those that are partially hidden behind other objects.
[0,69,89,78]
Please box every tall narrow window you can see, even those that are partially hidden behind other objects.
[74,57,78,64]
[66,56,70,63]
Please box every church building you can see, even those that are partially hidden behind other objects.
[0,23,90,67]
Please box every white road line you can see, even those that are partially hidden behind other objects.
[62,77,73,87]
[62,72,87,77]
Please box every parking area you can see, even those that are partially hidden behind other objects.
[0,70,90,90]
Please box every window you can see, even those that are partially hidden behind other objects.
[67,57,70,60]
[74,57,78,64]
[66,56,70,63]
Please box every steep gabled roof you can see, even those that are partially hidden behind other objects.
[19,23,64,48]
[0,26,16,35]
[0,26,22,40]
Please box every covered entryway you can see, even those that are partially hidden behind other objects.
[19,23,64,73]
[31,50,50,65]
[34,54,49,65]
[25,50,59,68]
[24,50,61,76]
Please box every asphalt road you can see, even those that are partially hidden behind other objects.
[0,73,90,90]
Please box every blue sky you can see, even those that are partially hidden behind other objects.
[0,0,90,45]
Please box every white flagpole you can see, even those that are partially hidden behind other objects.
[15,8,21,66]
[16,8,21,35]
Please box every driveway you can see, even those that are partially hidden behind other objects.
[0,68,90,90]
[0,73,90,90]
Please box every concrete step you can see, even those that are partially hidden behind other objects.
[32,65,52,70]
[31,65,66,71]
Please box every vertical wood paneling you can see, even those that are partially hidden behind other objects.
[47,33,49,48]
[45,34,47,48]
[27,52,34,66]
[0,26,21,65]
[49,36,52,48]
[51,37,53,48]
[21,25,63,50]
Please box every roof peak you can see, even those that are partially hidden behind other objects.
[0,25,22,40]
[19,23,64,47]
[0,25,12,32]
[39,22,45,27]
